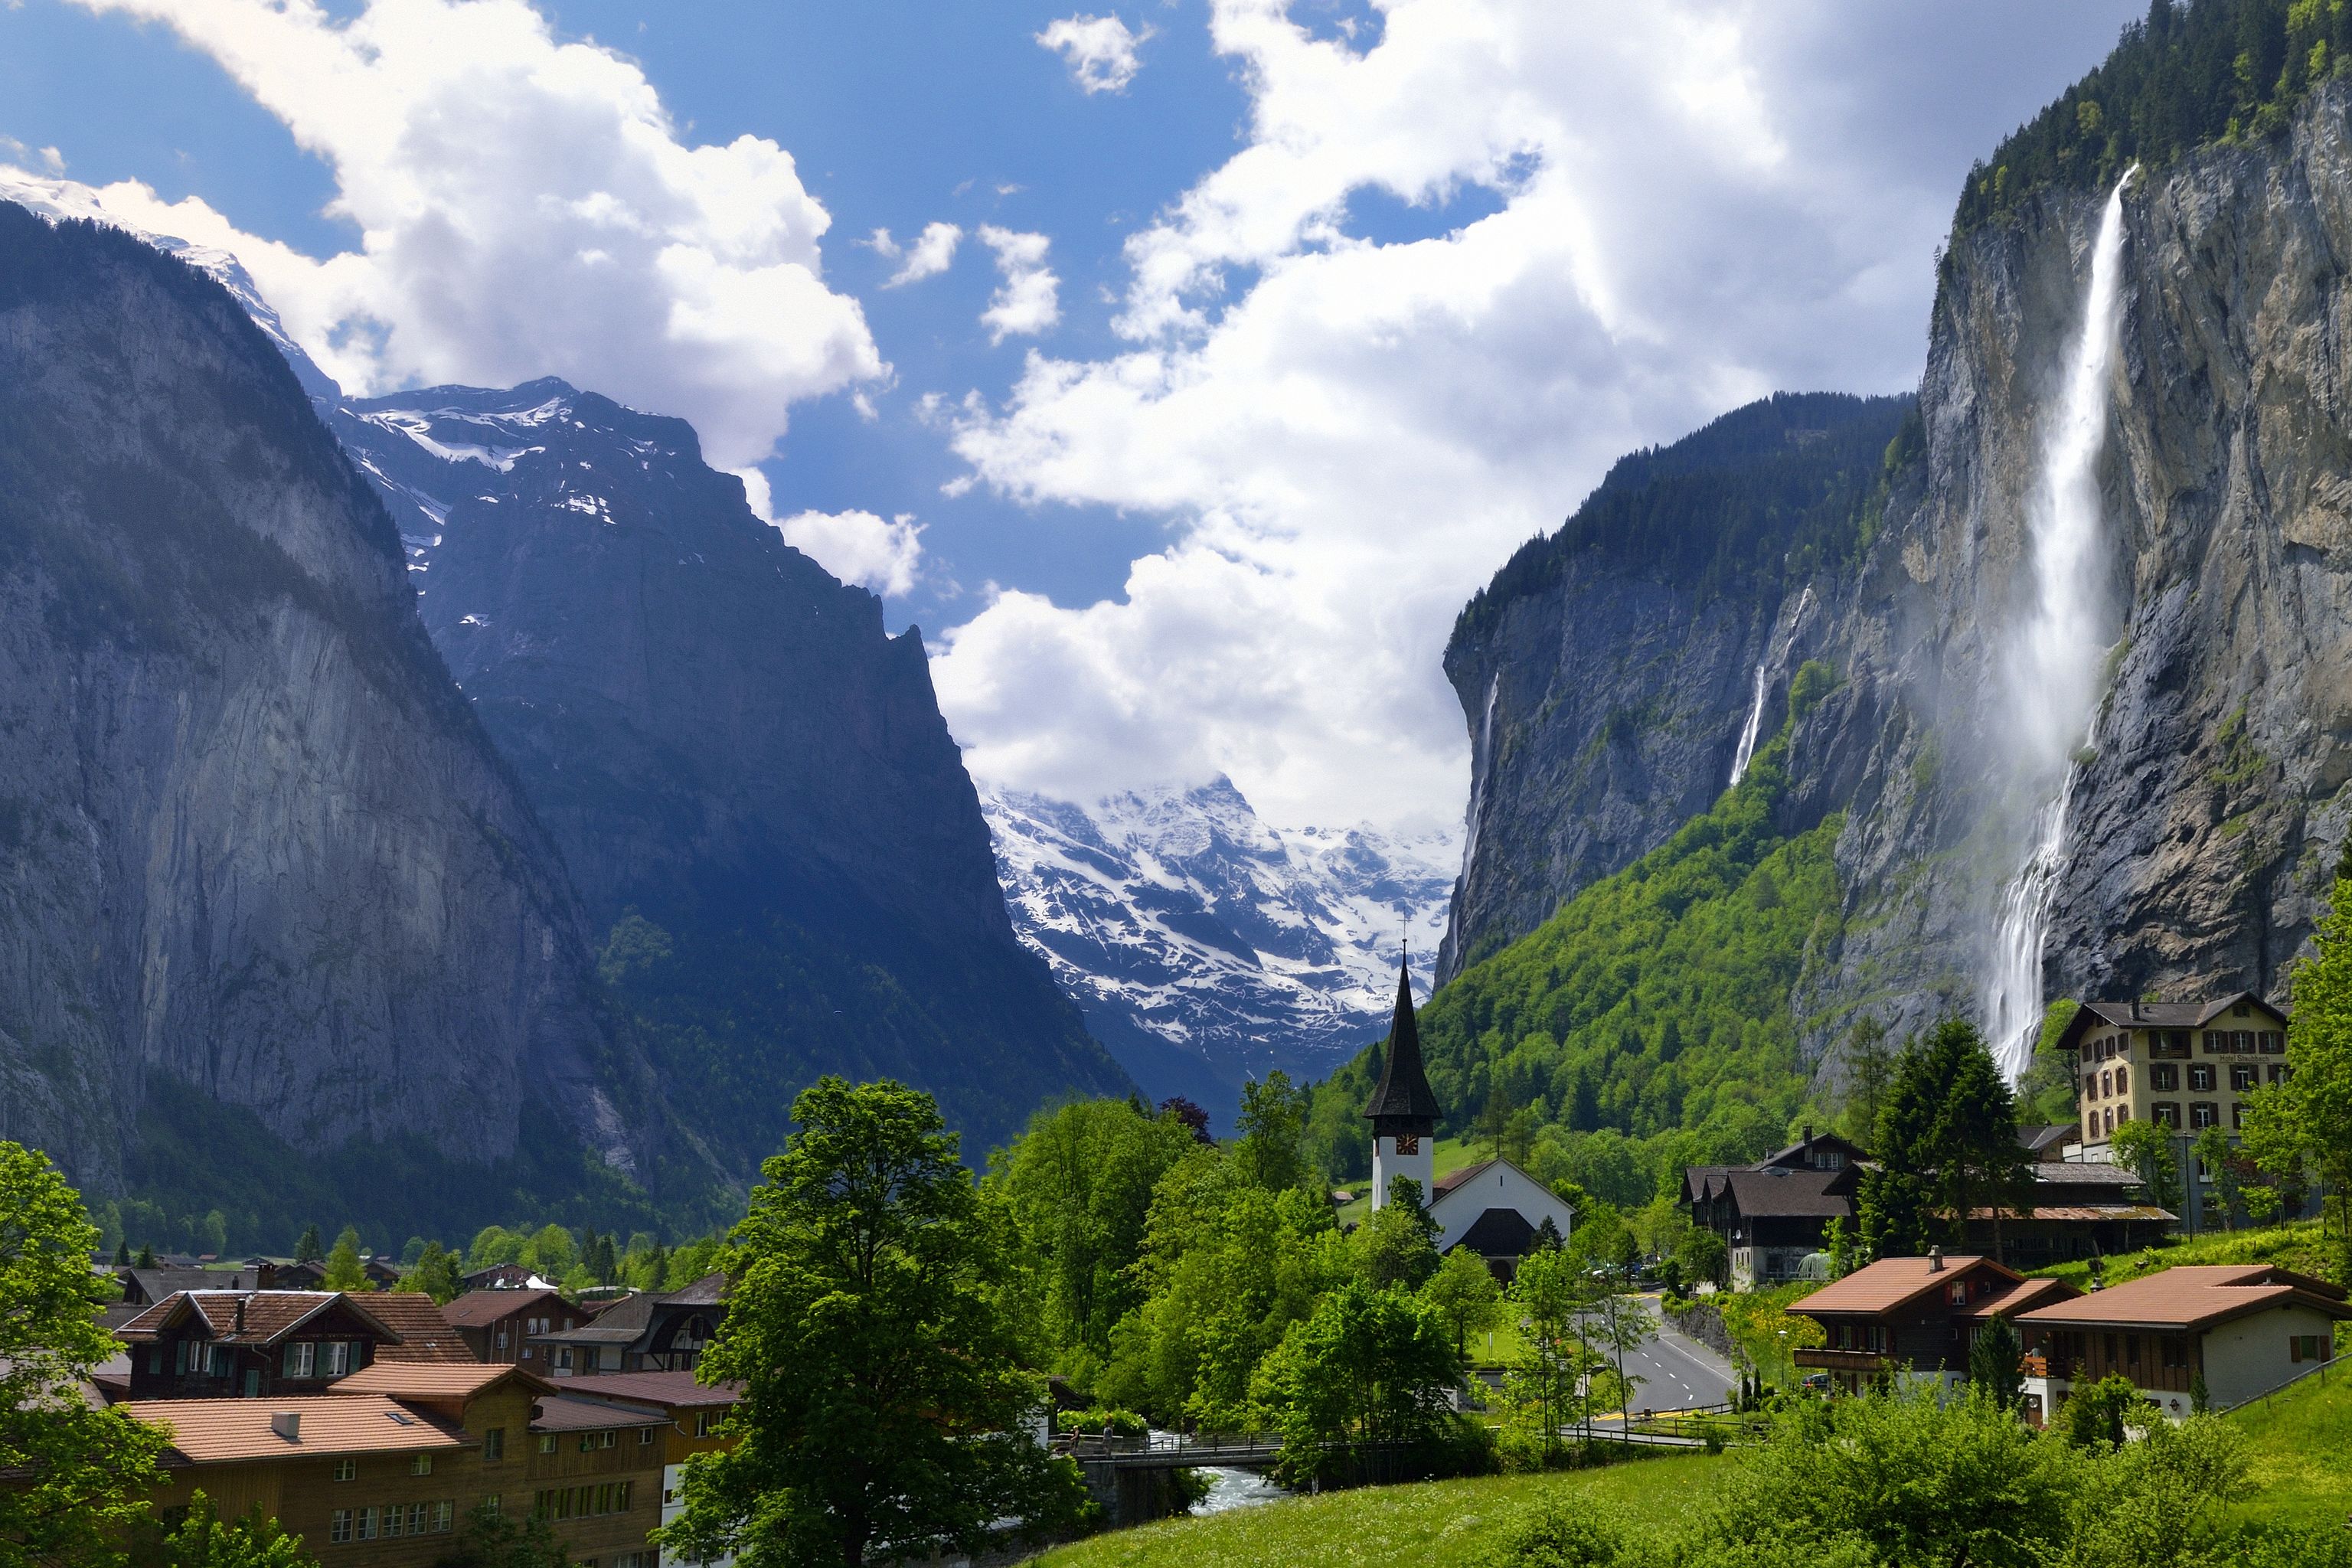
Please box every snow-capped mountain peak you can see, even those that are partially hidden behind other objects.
[984,776,1456,1119]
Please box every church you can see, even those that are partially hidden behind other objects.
[1364,962,1576,1279]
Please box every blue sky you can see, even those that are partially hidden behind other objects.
[0,0,2145,833]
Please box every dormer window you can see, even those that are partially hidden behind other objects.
[1819,1152,1844,1170]
[1948,1282,1967,1306]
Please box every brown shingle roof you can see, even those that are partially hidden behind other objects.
[557,1371,742,1410]
[331,1362,548,1400]
[1959,1276,2079,1321]
[2017,1266,2352,1332]
[362,1295,476,1363]
[1717,1168,1854,1219]
[122,1396,466,1463]
[1791,1256,2021,1316]
[2054,994,2285,1052]
[116,1292,393,1347]
[438,1287,564,1328]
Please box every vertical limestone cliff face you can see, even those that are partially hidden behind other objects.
[325,379,1132,1168]
[1807,83,2352,1054]
[0,209,652,1197]
[1444,83,2352,1082]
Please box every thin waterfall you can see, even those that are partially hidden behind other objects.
[1982,168,2136,1083]
[1728,662,1769,788]
[1460,674,1501,878]
[1729,586,1810,789]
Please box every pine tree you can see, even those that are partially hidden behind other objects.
[136,1243,155,1269]
[1968,1314,2024,1410]
[113,1240,130,1268]
[294,1223,324,1264]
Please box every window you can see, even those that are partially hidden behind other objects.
[2082,1073,2098,1101]
[694,1410,722,1438]
[2203,1031,2224,1054]
[2269,1063,2286,1085]
[2116,1066,2130,1095]
[1820,1151,1844,1170]
[2232,1102,2246,1130]
[639,1426,657,1446]
[496,1329,508,1350]
[433,1501,454,1534]
[2117,1105,2132,1124]
[2162,1031,2193,1057]
[2234,1031,2254,1054]
[601,1429,617,1449]
[483,1495,500,1516]
[2162,1338,2188,1370]
[174,1341,188,1375]
[330,1511,353,1545]
[411,1455,433,1477]
[332,1459,356,1482]
[484,1427,505,1462]
[2124,1334,2141,1367]
[580,1433,597,1454]
[2085,1112,2099,1140]
[540,1435,557,1455]
[2230,1063,2256,1091]
[2151,1063,2179,1092]
[556,1348,573,1372]
[2103,1107,2115,1135]
[325,1341,351,1377]
[2191,1102,2220,1129]
[615,1481,632,1512]
[2154,1102,2180,1129]
[2290,1334,2333,1364]
[2234,1002,2251,1018]
[2190,1064,2216,1093]
[355,1507,378,1542]
[382,1503,405,1538]
[2101,1070,2114,1099]
[2260,1031,2285,1054]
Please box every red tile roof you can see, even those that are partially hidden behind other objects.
[531,1393,668,1432]
[1791,1256,2023,1316]
[556,1371,742,1410]
[2017,1266,2352,1332]
[115,1292,393,1347]
[361,1295,477,1363]
[331,1362,549,1400]
[122,1396,466,1463]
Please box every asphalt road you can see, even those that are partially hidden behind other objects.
[1611,1293,1738,1415]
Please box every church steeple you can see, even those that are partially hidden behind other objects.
[1364,954,1437,1210]
[1364,958,1440,1126]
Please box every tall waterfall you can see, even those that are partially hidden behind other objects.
[1981,169,2135,1083]
[1728,662,1769,789]
[1729,586,1809,789]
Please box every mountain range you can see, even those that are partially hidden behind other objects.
[983,778,1453,1127]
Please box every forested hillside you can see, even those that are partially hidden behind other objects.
[1955,0,2352,228]
[1307,675,1842,1207]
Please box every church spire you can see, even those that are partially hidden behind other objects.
[1364,955,1441,1126]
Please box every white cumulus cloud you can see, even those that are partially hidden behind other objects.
[736,468,925,598]
[975,225,1060,343]
[1037,13,1153,94]
[932,0,2144,832]
[880,220,963,287]
[51,0,882,469]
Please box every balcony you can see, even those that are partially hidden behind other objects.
[1794,1348,1893,1371]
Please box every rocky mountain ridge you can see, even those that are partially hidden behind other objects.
[984,779,1452,1125]
[1442,81,2352,1093]
[0,205,671,1215]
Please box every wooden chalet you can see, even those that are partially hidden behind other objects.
[1684,1129,1867,1287]
[1788,1251,2080,1413]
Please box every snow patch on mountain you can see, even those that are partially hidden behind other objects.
[984,777,1456,1111]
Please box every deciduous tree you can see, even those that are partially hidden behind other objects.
[0,1141,172,1568]
[1420,1246,1504,1359]
[2246,883,2352,1274]
[660,1079,1086,1568]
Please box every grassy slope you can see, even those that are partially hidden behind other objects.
[1305,714,1842,1189]
[1035,1454,1727,1568]
[2226,1361,2352,1528]
[2025,1219,2336,1292]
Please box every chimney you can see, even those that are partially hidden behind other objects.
[234,1297,247,1336]
[1927,1246,1944,1272]
[2131,998,2142,1020]
[270,1412,301,1442]
[1802,1125,1814,1145]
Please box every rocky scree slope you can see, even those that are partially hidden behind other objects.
[985,777,1452,1128]
[0,207,667,1206]
[1443,81,2352,1096]
[326,380,1133,1168]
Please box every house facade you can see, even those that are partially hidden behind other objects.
[1789,1253,2079,1409]
[1684,1129,1867,1288]
[2017,1264,2349,1418]
[115,1290,474,1401]
[1426,1158,1576,1282]
[2056,994,2288,1147]
[532,1276,726,1377]
[441,1287,591,1367]
[1961,1161,2175,1269]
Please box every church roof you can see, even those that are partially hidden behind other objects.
[1364,961,1442,1123]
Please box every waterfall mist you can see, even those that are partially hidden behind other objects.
[1981,169,2135,1083]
